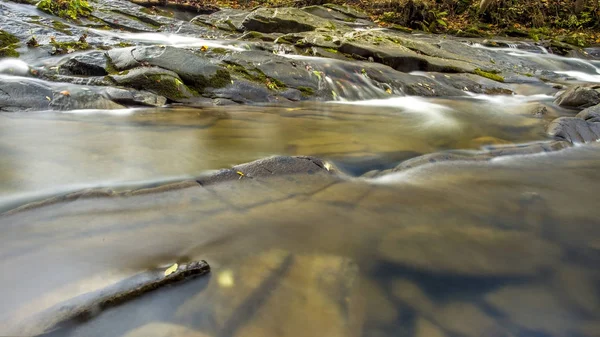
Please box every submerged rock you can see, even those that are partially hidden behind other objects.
[554,85,600,109]
[485,284,577,336]
[122,323,210,337]
[197,155,332,186]
[368,140,569,176]
[176,250,364,337]
[379,226,561,277]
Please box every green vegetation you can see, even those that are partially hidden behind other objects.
[474,68,504,82]
[297,86,315,97]
[49,35,91,54]
[37,0,93,20]
[0,30,20,58]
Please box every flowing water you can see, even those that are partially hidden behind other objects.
[1,18,600,337]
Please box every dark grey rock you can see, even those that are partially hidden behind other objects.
[130,46,228,89]
[49,89,124,110]
[577,103,600,122]
[554,85,600,109]
[108,67,197,101]
[0,78,52,111]
[197,155,331,186]
[59,51,109,76]
[192,8,249,32]
[547,116,600,143]
[242,8,330,33]
[103,87,167,107]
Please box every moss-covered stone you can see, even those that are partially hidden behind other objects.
[474,68,504,83]
[0,30,20,58]
[0,30,19,48]
[37,0,93,20]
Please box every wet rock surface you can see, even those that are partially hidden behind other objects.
[554,85,600,109]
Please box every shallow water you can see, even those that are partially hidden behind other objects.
[1,4,600,335]
[0,95,554,205]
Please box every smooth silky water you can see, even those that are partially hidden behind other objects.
[1,17,600,337]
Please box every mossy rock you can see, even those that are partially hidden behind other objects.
[109,67,197,101]
[37,0,93,20]
[0,30,20,58]
[474,68,504,83]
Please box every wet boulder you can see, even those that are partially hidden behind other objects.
[108,46,231,91]
[0,78,53,111]
[547,116,600,143]
[242,8,331,33]
[192,8,249,32]
[58,51,110,76]
[131,46,230,90]
[108,67,197,102]
[379,226,562,277]
[554,85,600,109]
[322,3,369,19]
[49,89,125,110]
[102,87,167,107]
[577,103,600,122]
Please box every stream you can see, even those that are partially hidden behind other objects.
[1,1,600,337]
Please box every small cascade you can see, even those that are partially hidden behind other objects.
[279,53,399,101]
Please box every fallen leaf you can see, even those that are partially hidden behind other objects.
[60,90,70,96]
[386,88,392,94]
[200,45,208,52]
[164,263,178,276]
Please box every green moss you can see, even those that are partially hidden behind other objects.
[244,31,264,39]
[207,69,231,88]
[474,68,505,82]
[145,74,195,100]
[52,20,70,30]
[37,0,93,20]
[0,47,19,58]
[117,42,134,48]
[324,48,338,54]
[0,30,19,48]
[297,86,314,97]
[323,35,333,42]
[0,30,20,58]
[50,38,91,54]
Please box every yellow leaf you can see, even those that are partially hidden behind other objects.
[164,263,178,276]
[386,88,392,94]
[45,96,51,101]
[200,45,208,52]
